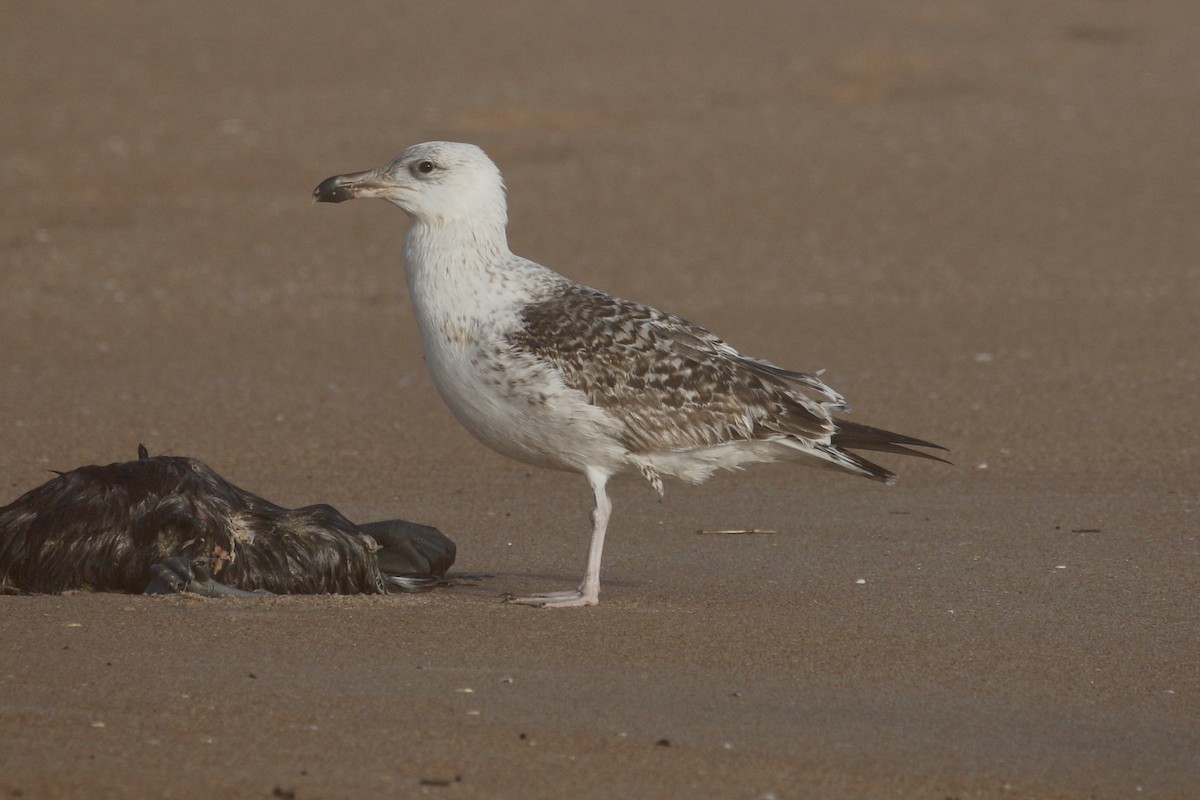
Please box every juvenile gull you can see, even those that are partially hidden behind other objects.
[314,142,946,607]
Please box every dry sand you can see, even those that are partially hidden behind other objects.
[1,1,1197,797]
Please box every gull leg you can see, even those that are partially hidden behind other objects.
[510,469,611,608]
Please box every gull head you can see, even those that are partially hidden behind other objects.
[313,141,506,228]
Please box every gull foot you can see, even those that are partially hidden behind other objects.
[507,588,598,608]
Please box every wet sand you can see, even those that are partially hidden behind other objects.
[1,1,1197,797]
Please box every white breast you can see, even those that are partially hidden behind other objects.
[404,238,626,475]
[420,312,625,473]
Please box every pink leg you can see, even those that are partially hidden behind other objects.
[510,468,611,608]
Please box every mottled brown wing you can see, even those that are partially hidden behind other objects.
[508,285,836,454]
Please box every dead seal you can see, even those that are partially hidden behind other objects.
[0,446,454,596]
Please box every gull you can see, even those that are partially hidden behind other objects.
[314,142,946,607]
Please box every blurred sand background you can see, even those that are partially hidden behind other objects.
[1,1,1197,797]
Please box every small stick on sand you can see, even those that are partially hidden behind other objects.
[694,529,779,535]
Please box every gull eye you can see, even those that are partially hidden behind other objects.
[414,160,436,175]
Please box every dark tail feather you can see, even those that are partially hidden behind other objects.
[359,519,457,593]
[831,421,952,466]
[816,444,897,484]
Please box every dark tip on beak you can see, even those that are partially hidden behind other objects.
[313,175,357,204]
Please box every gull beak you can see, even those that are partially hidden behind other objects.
[312,167,391,204]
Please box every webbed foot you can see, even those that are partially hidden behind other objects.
[507,587,598,608]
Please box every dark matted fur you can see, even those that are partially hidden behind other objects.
[0,447,454,595]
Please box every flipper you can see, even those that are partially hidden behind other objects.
[145,556,272,598]
[359,519,457,592]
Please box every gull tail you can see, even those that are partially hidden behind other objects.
[826,420,951,485]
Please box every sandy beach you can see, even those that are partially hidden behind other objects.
[2,1,1197,797]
